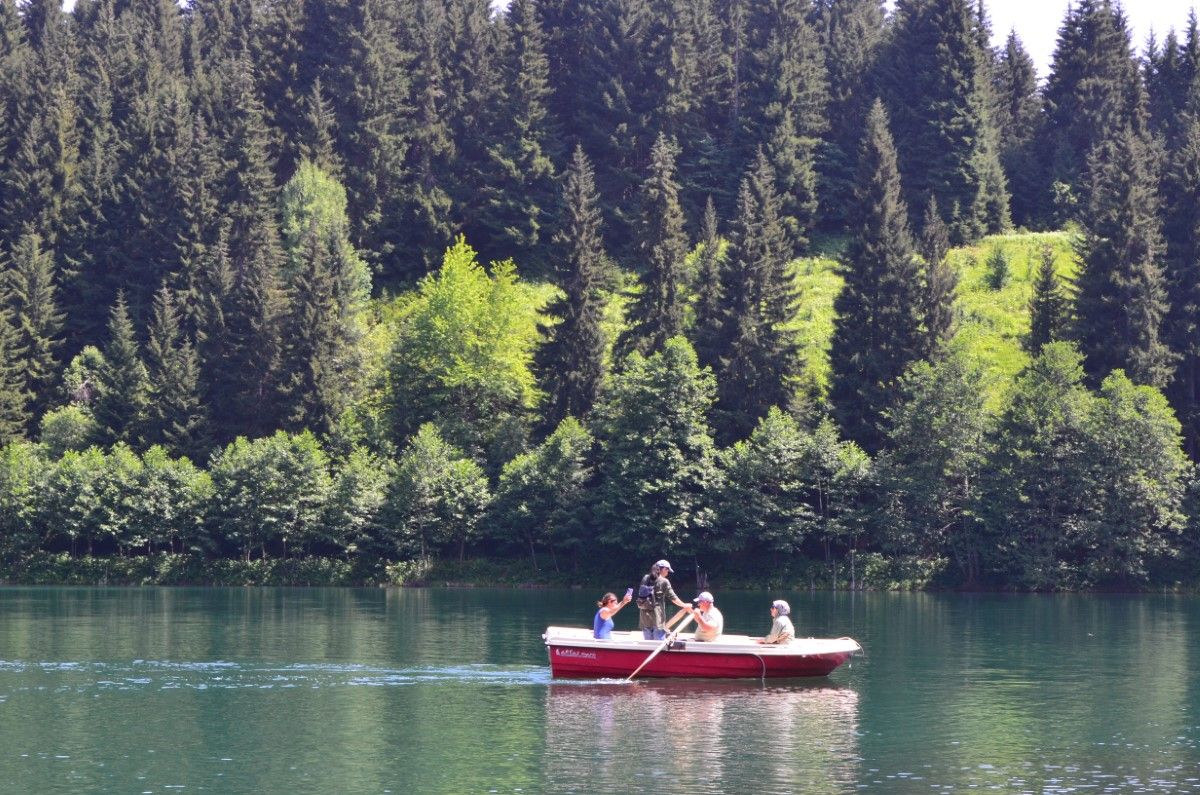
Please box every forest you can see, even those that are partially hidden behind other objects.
[0,0,1198,590]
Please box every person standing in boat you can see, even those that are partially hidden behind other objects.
[637,559,690,640]
[757,599,795,645]
[690,591,724,641]
[592,591,632,639]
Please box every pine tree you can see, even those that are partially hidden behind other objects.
[94,291,149,446]
[0,0,32,183]
[474,0,559,272]
[536,146,608,428]
[1026,246,1071,356]
[829,100,924,454]
[920,197,958,354]
[1074,126,1174,388]
[690,196,725,372]
[0,307,28,442]
[711,150,799,443]
[6,231,63,428]
[814,0,886,230]
[993,30,1042,228]
[879,0,1009,241]
[296,78,342,179]
[1041,0,1147,221]
[144,284,205,460]
[617,133,688,358]
[1159,110,1200,456]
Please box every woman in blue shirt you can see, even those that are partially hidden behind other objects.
[593,591,632,639]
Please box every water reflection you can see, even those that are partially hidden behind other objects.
[542,680,860,794]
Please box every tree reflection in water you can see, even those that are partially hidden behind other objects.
[542,679,860,793]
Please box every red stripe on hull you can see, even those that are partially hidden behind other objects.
[547,644,851,679]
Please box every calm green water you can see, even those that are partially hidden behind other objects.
[1,587,1199,794]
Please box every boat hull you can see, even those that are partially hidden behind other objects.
[543,627,859,679]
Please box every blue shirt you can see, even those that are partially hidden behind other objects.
[593,609,614,639]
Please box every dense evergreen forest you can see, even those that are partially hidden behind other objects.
[1,0,1199,590]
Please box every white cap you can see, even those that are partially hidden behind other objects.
[654,559,673,573]
[695,591,714,604]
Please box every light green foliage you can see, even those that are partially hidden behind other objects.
[60,345,105,408]
[125,446,209,554]
[388,237,545,465]
[39,405,98,458]
[324,445,394,554]
[40,446,107,555]
[491,416,593,568]
[383,423,491,561]
[591,337,720,554]
[92,443,143,554]
[0,441,48,555]
[278,159,370,301]
[783,255,843,399]
[207,431,332,559]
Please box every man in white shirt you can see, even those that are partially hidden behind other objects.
[690,591,723,642]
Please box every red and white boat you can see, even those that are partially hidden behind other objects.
[543,626,862,679]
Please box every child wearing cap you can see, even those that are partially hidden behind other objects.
[757,600,795,645]
[691,592,724,642]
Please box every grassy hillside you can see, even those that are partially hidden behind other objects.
[791,229,1078,409]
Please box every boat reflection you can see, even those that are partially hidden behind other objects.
[542,679,861,793]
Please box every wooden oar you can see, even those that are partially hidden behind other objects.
[626,612,695,681]
[664,607,690,630]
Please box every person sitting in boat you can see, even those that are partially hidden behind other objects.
[637,559,690,640]
[593,590,631,639]
[689,591,723,641]
[756,599,795,645]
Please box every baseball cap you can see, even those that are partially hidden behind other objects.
[654,559,673,573]
[695,591,714,604]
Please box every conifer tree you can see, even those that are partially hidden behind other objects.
[920,197,958,355]
[94,292,149,447]
[1159,110,1200,455]
[1026,246,1071,356]
[144,284,205,460]
[1041,0,1147,221]
[536,146,608,428]
[0,0,31,181]
[0,307,28,442]
[617,133,688,358]
[814,0,886,230]
[711,150,799,443]
[993,30,1042,228]
[690,196,725,372]
[830,100,925,454]
[1074,126,1174,388]
[475,0,559,272]
[879,0,1009,241]
[6,232,63,427]
[297,78,342,179]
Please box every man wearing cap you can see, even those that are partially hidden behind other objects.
[690,592,723,642]
[637,560,689,640]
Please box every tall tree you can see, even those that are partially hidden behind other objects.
[689,196,725,371]
[1073,126,1174,388]
[993,30,1042,228]
[919,196,958,355]
[0,307,28,443]
[94,292,149,447]
[829,100,924,454]
[536,146,608,428]
[710,150,799,443]
[1026,246,1072,356]
[879,0,1009,241]
[144,284,205,461]
[5,232,63,427]
[617,133,688,358]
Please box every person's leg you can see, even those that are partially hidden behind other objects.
[642,627,656,640]
[653,628,666,640]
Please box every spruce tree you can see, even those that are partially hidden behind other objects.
[920,197,958,355]
[144,284,205,460]
[94,291,150,447]
[475,0,559,272]
[617,133,688,358]
[1026,246,1071,356]
[0,307,28,442]
[0,0,32,183]
[6,231,63,428]
[879,0,1009,241]
[993,30,1042,229]
[711,150,800,443]
[536,146,608,429]
[814,0,887,230]
[829,100,925,454]
[1041,0,1147,222]
[690,196,725,372]
[296,78,342,179]
[1074,126,1174,388]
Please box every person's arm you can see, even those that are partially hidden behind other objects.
[662,580,687,609]
[601,594,632,619]
[693,610,715,631]
[758,618,783,644]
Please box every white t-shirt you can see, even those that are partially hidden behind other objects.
[693,605,724,641]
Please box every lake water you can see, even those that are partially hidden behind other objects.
[1,587,1199,793]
